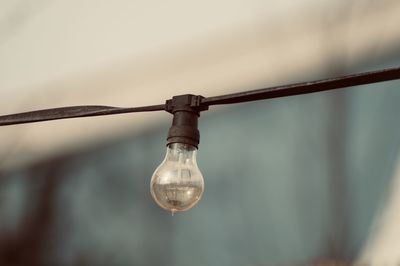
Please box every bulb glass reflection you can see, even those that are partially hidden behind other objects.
[150,143,204,214]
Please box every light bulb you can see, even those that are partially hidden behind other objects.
[150,143,204,214]
[151,94,207,214]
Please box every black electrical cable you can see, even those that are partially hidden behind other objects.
[0,104,165,126]
[0,66,399,126]
[202,66,400,105]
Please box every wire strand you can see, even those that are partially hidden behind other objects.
[0,104,165,126]
[202,66,400,106]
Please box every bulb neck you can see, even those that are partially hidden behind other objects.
[165,94,208,149]
[166,143,197,162]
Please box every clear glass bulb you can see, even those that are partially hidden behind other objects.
[150,143,204,214]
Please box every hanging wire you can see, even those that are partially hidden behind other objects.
[0,104,165,126]
[201,66,400,105]
[0,66,399,126]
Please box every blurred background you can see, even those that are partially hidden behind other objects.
[0,0,400,265]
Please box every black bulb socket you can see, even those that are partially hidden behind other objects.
[165,94,208,149]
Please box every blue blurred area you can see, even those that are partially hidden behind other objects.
[1,61,400,265]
